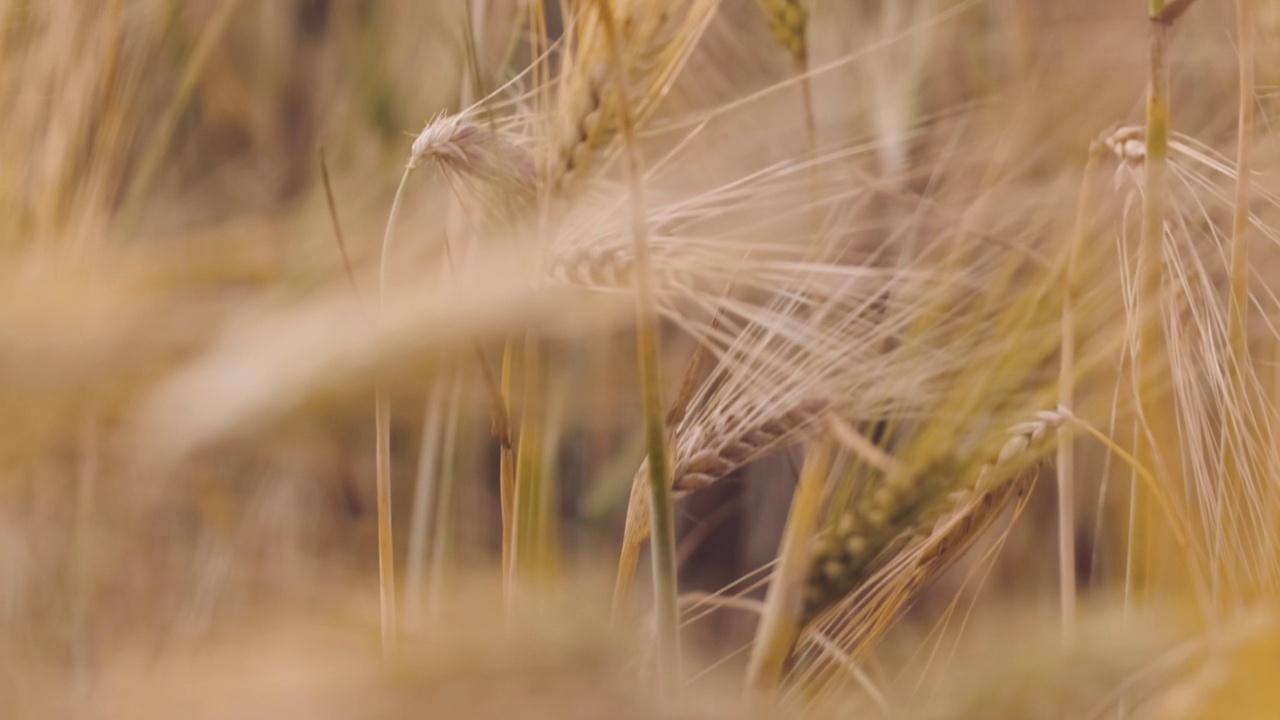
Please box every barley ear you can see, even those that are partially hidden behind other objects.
[802,409,1069,626]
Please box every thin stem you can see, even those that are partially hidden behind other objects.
[405,379,447,629]
[1067,416,1187,548]
[1057,142,1105,645]
[500,337,517,605]
[428,366,466,618]
[373,168,413,656]
[746,436,833,691]
[374,386,396,655]
[1228,0,1254,360]
[319,148,365,314]
[588,0,680,687]
[1133,0,1173,603]
[511,336,546,588]
[381,169,412,310]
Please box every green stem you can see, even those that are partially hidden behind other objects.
[512,336,546,587]
[588,0,679,687]
[1132,0,1174,602]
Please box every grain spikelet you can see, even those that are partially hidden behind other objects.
[546,0,721,192]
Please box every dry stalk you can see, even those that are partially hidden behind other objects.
[1131,0,1180,603]
[1228,0,1254,360]
[405,377,447,629]
[372,167,414,657]
[374,385,396,655]
[377,100,532,648]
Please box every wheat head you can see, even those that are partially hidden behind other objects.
[545,0,720,193]
[802,408,1067,623]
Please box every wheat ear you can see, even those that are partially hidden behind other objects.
[614,398,826,612]
[802,408,1069,623]
[547,0,720,192]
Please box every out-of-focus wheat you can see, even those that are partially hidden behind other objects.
[755,0,808,66]
[545,0,720,192]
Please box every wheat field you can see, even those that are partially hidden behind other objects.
[3,0,1280,717]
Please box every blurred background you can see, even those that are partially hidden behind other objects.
[3,1,1280,717]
